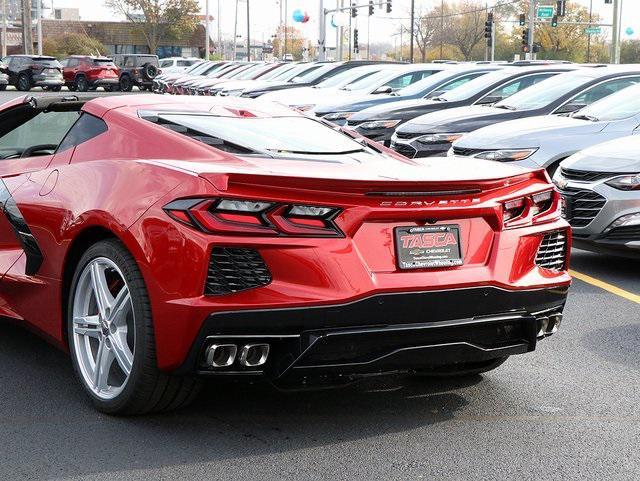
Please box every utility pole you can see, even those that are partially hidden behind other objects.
[233,0,238,60]
[338,0,344,60]
[217,0,221,59]
[2,0,7,58]
[284,0,288,58]
[586,0,592,62]
[611,0,621,64]
[318,0,326,60]
[246,0,250,61]
[21,0,33,55]
[36,0,42,55]
[205,0,210,60]
[528,0,535,59]
[409,0,414,63]
[439,0,444,59]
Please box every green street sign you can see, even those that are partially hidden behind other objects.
[537,6,554,18]
[584,27,602,35]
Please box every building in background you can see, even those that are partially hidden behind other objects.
[42,19,206,58]
[52,8,80,21]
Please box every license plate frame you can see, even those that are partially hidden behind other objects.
[394,224,463,270]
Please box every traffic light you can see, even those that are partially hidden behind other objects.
[521,28,530,52]
[353,28,359,51]
[551,15,558,27]
[369,0,374,16]
[519,14,526,26]
[556,0,566,16]
[386,1,392,14]
[351,2,357,18]
[484,12,493,47]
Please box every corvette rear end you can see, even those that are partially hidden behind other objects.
[0,94,571,414]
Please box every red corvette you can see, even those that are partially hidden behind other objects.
[0,94,570,414]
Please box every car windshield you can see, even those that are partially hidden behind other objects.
[282,64,321,81]
[290,63,338,83]
[494,72,592,110]
[439,69,518,101]
[153,114,366,155]
[259,64,293,80]
[341,68,404,91]
[229,64,263,79]
[573,83,640,121]
[315,66,380,88]
[32,57,62,68]
[395,69,457,96]
[92,58,116,67]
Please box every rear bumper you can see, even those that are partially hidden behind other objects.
[177,286,569,385]
[90,78,119,86]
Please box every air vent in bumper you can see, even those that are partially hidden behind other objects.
[205,247,272,295]
[535,231,568,271]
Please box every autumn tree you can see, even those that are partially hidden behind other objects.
[44,33,109,58]
[445,1,487,60]
[271,26,309,61]
[105,0,200,55]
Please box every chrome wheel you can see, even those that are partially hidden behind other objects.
[71,257,135,400]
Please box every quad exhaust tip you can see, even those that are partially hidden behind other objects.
[205,342,270,368]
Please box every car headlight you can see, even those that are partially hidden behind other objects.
[291,104,316,112]
[605,174,640,191]
[358,119,401,130]
[323,111,357,121]
[415,133,465,145]
[473,148,537,162]
[607,212,640,230]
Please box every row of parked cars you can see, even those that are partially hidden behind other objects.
[156,59,640,259]
[0,54,199,92]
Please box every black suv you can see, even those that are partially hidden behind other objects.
[3,55,64,91]
[112,54,160,91]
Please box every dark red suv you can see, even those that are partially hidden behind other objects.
[61,56,120,92]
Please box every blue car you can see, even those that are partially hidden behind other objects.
[312,64,505,126]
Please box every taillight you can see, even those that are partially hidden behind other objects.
[163,198,343,237]
[502,189,559,228]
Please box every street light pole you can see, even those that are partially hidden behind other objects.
[409,0,414,63]
[246,0,250,61]
[233,0,238,60]
[205,0,210,60]
[2,0,7,58]
[528,0,535,58]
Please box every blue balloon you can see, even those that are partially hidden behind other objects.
[292,9,305,22]
[626,27,634,36]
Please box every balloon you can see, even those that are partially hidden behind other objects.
[625,27,634,36]
[292,9,307,23]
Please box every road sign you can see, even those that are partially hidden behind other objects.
[584,27,602,35]
[537,6,554,18]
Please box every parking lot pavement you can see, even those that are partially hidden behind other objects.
[0,248,638,481]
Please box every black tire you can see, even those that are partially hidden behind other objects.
[412,357,509,378]
[75,75,89,92]
[103,85,113,92]
[119,75,133,92]
[67,239,201,415]
[142,63,158,80]
[17,73,31,91]
[50,85,62,92]
[67,84,77,92]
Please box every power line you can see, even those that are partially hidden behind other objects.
[384,0,522,21]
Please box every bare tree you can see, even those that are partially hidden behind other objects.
[21,0,33,54]
[445,0,486,61]
[105,0,200,55]
[411,3,440,62]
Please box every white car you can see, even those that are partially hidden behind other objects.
[261,64,442,112]
[158,57,201,74]
[450,71,640,172]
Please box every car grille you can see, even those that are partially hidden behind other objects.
[603,225,640,240]
[392,142,417,158]
[394,131,419,140]
[559,187,606,228]
[205,248,272,295]
[535,231,568,271]
[560,168,619,183]
[452,146,488,157]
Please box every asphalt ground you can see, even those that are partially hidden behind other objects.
[0,87,639,480]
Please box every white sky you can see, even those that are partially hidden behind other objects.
[47,0,640,47]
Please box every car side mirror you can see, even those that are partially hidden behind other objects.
[373,85,393,94]
[556,103,585,114]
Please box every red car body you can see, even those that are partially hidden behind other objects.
[0,94,570,411]
[61,56,120,91]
